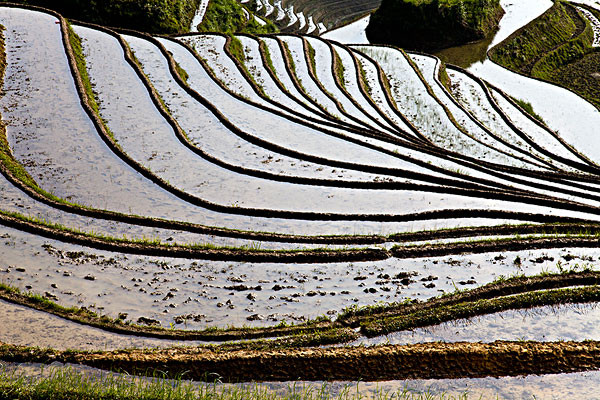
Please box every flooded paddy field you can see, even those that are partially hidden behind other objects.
[3,1,600,396]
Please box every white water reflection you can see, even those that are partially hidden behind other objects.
[351,301,600,346]
[322,15,370,44]
[468,0,600,164]
[469,61,600,163]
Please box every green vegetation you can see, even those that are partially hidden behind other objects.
[226,36,267,97]
[438,64,452,92]
[67,23,126,153]
[362,285,600,336]
[490,2,581,74]
[1,0,201,34]
[366,0,504,51]
[357,60,373,98]
[306,41,317,73]
[66,25,100,115]
[197,0,278,34]
[333,51,346,90]
[0,279,345,344]
[490,2,600,109]
[513,98,545,124]
[0,367,471,400]
[174,60,189,85]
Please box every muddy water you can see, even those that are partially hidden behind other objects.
[0,299,210,350]
[2,222,598,329]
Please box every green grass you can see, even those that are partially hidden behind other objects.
[174,60,189,85]
[366,0,503,51]
[489,2,600,109]
[227,36,267,98]
[66,22,124,151]
[0,367,472,400]
[333,51,346,90]
[356,60,373,98]
[512,98,545,124]
[490,2,582,74]
[306,40,317,74]
[438,64,451,92]
[197,0,277,34]
[1,0,201,34]
[360,284,600,337]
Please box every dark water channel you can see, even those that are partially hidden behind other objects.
[434,30,497,68]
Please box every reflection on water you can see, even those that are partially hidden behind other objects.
[433,29,497,68]
[434,0,553,68]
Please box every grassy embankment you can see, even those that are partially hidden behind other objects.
[196,0,278,34]
[366,0,504,51]
[489,1,600,109]
[0,367,471,400]
[0,0,278,35]
[0,0,201,33]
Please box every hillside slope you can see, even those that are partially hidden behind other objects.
[489,1,600,109]
[366,0,504,51]
[0,0,201,33]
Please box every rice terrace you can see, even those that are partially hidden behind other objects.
[2,0,600,398]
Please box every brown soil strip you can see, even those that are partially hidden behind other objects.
[0,211,389,263]
[392,236,600,258]
[339,270,600,325]
[361,285,600,336]
[2,340,600,381]
[388,222,600,242]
